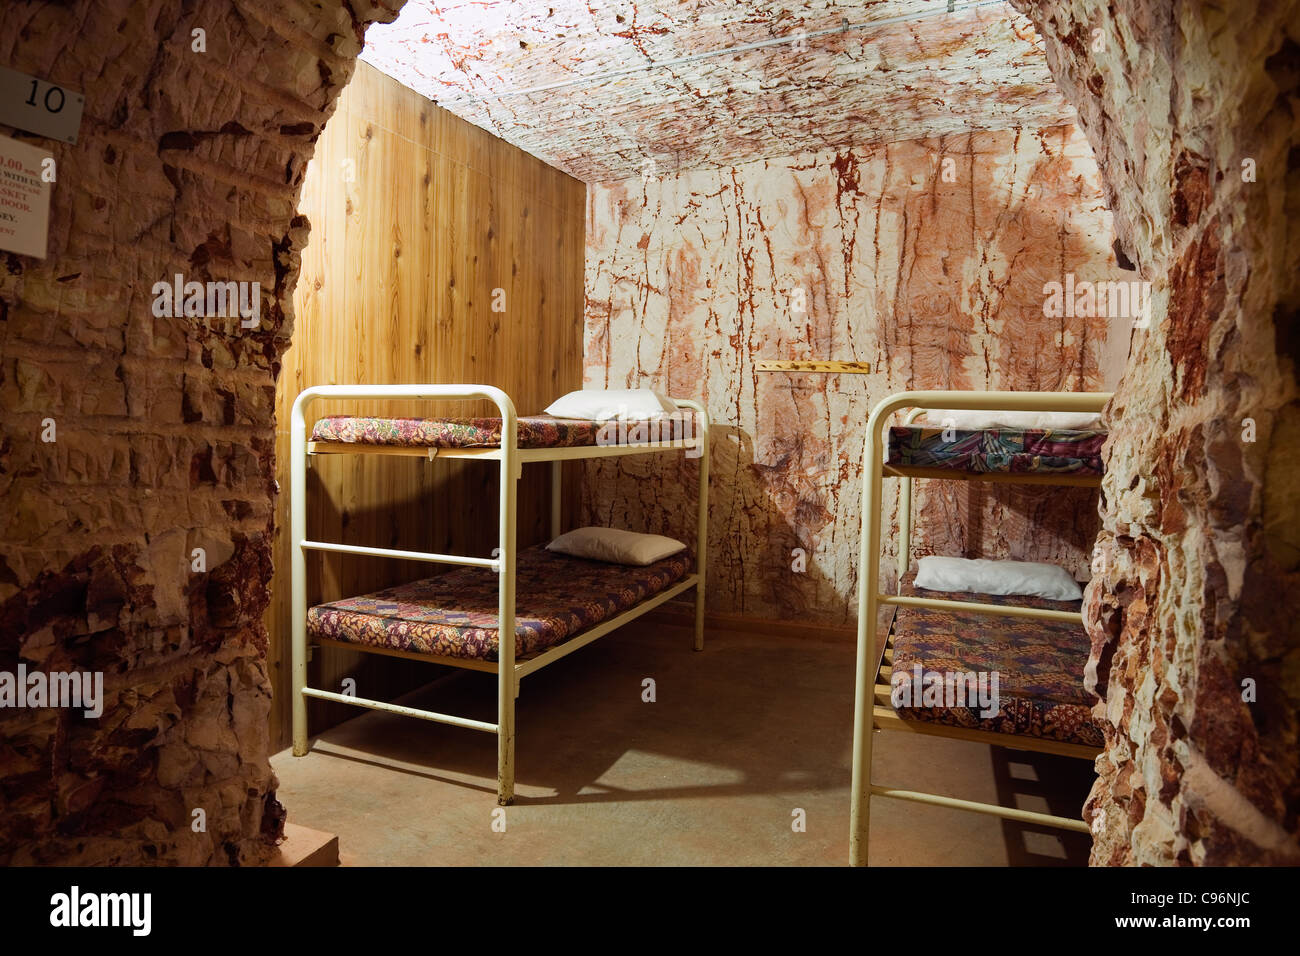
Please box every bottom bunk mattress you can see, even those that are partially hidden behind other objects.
[887,572,1103,748]
[307,546,692,662]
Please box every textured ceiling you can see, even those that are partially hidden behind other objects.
[360,1,1075,183]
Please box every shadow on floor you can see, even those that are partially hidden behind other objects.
[301,623,852,804]
[276,622,1095,866]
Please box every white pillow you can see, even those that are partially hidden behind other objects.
[914,556,1084,601]
[547,527,687,566]
[918,409,1102,430]
[545,389,677,421]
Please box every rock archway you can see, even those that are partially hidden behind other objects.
[0,0,405,866]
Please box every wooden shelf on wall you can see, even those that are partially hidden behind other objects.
[755,360,871,374]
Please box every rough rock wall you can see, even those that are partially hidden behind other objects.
[1013,0,1300,864]
[0,0,403,865]
[584,125,1131,623]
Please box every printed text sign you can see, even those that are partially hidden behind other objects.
[0,134,53,259]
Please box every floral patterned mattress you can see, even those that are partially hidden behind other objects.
[887,424,1105,476]
[307,546,693,661]
[310,414,692,449]
[887,572,1103,748]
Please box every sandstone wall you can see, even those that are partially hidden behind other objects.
[1013,0,1300,864]
[0,0,403,865]
[583,125,1131,624]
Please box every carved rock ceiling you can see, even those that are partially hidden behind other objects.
[360,0,1076,183]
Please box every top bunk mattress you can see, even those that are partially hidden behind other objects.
[310,413,692,449]
[887,424,1105,477]
[307,545,692,662]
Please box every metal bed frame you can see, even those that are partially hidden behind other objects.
[849,389,1111,867]
[289,384,710,805]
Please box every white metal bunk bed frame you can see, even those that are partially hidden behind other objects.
[849,389,1111,867]
[289,384,710,805]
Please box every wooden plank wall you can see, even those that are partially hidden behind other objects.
[266,62,586,752]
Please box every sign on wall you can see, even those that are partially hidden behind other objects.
[0,134,53,259]
[0,65,84,145]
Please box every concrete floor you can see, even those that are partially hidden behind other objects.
[271,621,1095,866]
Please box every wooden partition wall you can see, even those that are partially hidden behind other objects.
[266,62,586,751]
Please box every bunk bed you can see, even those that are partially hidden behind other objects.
[289,384,709,805]
[849,389,1111,867]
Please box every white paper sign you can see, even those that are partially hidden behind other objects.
[0,135,53,259]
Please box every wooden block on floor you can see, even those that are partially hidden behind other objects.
[271,822,339,867]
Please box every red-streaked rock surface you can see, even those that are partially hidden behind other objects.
[0,0,404,866]
[1014,0,1300,865]
[584,124,1131,622]
[361,0,1076,183]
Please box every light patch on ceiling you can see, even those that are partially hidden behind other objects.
[360,1,1075,183]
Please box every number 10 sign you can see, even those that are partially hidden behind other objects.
[0,65,84,145]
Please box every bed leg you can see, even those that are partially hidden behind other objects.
[291,391,310,758]
[291,623,308,756]
[692,402,709,652]
[693,584,705,652]
[850,707,874,867]
[497,411,519,805]
[497,683,516,806]
[292,697,308,758]
[850,413,886,867]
